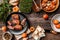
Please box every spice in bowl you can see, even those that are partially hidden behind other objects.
[3,32,12,40]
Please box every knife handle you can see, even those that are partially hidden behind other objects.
[45,29,57,34]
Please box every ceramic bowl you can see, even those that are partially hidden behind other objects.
[6,12,29,35]
[51,14,60,32]
[2,32,12,40]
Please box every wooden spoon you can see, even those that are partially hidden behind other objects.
[32,0,40,12]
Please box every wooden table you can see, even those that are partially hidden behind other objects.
[0,0,60,40]
[0,11,60,40]
[24,10,60,40]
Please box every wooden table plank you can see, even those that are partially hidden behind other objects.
[0,0,60,40]
[1,11,60,40]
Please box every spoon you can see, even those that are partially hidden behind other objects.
[32,0,40,12]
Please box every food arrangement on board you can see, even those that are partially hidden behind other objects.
[0,0,60,40]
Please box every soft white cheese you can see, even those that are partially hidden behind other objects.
[32,25,45,40]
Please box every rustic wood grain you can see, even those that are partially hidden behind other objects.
[0,0,60,40]
[1,8,60,40]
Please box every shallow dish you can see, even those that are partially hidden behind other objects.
[51,14,60,32]
[41,0,59,12]
[6,12,29,35]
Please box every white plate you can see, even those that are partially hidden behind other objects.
[51,14,60,32]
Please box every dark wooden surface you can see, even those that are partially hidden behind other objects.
[0,0,60,40]
[0,12,60,40]
[0,9,60,40]
[24,4,60,40]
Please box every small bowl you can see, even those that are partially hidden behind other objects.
[2,32,12,40]
[51,14,60,32]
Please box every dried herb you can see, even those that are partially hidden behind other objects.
[19,0,33,13]
[0,0,11,22]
